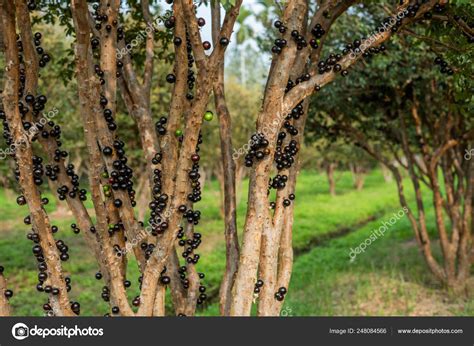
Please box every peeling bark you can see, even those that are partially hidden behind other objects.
[0,271,12,316]
[2,0,74,316]
[211,0,240,316]
[71,0,134,315]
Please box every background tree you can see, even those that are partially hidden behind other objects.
[306,22,473,290]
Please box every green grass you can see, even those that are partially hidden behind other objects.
[0,169,472,316]
[284,206,474,316]
[291,170,401,250]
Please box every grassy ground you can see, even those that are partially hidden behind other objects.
[0,170,472,316]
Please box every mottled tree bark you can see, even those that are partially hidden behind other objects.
[2,0,74,316]
[1,0,447,318]
[232,0,441,316]
[137,0,242,316]
[211,0,240,316]
[0,271,11,316]
[71,0,137,315]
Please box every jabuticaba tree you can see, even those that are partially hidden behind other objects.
[70,0,243,317]
[1,0,242,317]
[210,0,241,316]
[306,11,473,291]
[0,265,12,316]
[0,0,470,317]
[229,0,460,316]
[1,0,80,316]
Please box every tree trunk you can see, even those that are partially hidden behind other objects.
[2,0,74,315]
[216,163,226,218]
[326,162,336,196]
[0,272,11,316]
[350,163,365,191]
[212,0,240,316]
[380,162,392,183]
[135,173,150,222]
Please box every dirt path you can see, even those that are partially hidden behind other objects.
[294,214,382,256]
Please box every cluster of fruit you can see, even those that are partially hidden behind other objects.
[434,56,454,76]
[244,133,270,167]
[32,32,51,68]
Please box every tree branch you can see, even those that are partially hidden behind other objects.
[283,0,440,116]
[2,0,74,316]
[0,270,11,316]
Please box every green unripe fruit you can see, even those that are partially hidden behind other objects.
[101,172,109,179]
[203,111,213,121]
[103,185,110,192]
[175,129,183,137]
